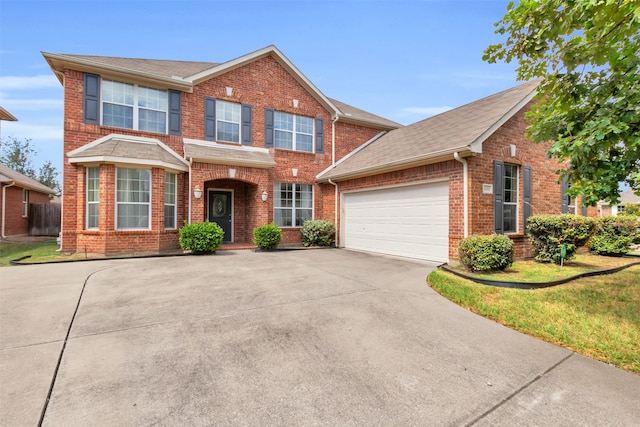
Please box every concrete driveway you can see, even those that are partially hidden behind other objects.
[1,249,638,426]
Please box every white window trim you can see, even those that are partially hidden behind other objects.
[86,167,99,229]
[115,168,152,230]
[101,79,168,134]
[216,100,241,143]
[503,164,519,234]
[274,112,314,153]
[273,182,314,228]
[21,189,28,218]
[164,172,177,230]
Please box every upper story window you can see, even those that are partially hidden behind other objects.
[102,79,168,133]
[216,100,241,143]
[204,98,252,145]
[274,112,314,152]
[265,108,323,153]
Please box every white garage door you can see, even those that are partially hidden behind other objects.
[342,181,449,262]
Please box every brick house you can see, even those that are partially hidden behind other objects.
[43,46,399,255]
[598,190,640,217]
[1,163,57,238]
[317,80,579,262]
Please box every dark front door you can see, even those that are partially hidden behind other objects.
[209,191,232,242]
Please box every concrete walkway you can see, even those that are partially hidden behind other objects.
[0,249,638,426]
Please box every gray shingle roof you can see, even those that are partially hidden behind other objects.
[184,139,276,169]
[67,134,188,171]
[0,163,56,194]
[318,80,540,182]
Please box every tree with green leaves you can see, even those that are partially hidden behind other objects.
[1,136,60,193]
[483,0,640,206]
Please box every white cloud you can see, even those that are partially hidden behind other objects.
[402,106,453,117]
[0,121,62,142]
[0,75,60,91]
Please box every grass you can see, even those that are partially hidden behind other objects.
[428,257,640,374]
[0,240,107,267]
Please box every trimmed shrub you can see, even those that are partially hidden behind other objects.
[458,234,514,272]
[253,223,282,250]
[527,214,597,264]
[179,221,224,253]
[589,216,639,256]
[301,219,335,247]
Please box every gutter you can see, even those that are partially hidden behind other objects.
[2,181,16,238]
[453,152,469,238]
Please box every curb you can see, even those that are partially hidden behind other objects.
[439,259,640,289]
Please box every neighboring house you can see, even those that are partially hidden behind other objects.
[598,190,640,216]
[317,80,575,262]
[43,46,400,255]
[0,105,18,123]
[1,163,57,238]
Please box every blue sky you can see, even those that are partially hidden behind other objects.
[0,0,519,176]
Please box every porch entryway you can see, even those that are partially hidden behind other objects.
[209,190,233,242]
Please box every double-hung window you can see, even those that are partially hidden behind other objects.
[116,168,151,229]
[274,112,314,152]
[216,100,241,143]
[86,167,99,229]
[273,183,313,227]
[21,189,28,217]
[164,172,177,229]
[102,79,168,133]
[502,164,518,233]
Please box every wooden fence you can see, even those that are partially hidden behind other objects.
[29,203,61,236]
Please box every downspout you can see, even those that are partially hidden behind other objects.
[331,114,338,166]
[328,178,339,247]
[453,152,469,238]
[2,181,16,239]
[188,157,193,224]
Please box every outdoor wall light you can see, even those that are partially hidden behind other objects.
[261,190,268,202]
[194,185,203,199]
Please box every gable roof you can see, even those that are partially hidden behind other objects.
[0,163,56,194]
[42,46,400,130]
[317,80,540,182]
[183,139,276,169]
[67,134,189,172]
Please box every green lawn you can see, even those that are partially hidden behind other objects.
[0,240,105,266]
[428,258,640,374]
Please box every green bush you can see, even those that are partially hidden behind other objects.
[253,223,282,250]
[527,214,597,264]
[618,203,640,217]
[589,216,639,256]
[179,221,224,253]
[458,234,514,272]
[301,219,335,247]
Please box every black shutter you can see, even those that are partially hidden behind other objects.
[168,90,182,135]
[264,108,274,148]
[523,165,532,234]
[204,97,216,141]
[494,160,504,234]
[561,176,569,213]
[315,118,324,153]
[84,73,100,125]
[241,104,252,145]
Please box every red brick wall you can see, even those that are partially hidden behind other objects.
[60,56,394,254]
[1,186,51,237]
